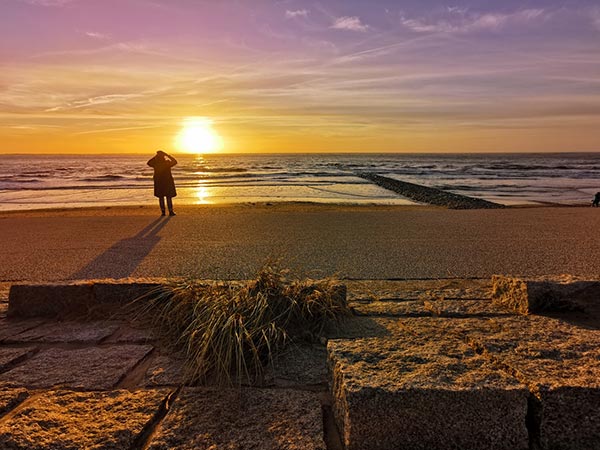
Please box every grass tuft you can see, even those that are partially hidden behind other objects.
[132,265,350,385]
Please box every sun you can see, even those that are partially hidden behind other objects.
[176,117,223,154]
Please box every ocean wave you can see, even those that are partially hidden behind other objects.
[0,183,148,191]
[0,178,41,184]
[2,153,600,208]
[181,167,248,173]
[82,175,127,182]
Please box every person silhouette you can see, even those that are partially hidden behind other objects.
[593,192,600,207]
[147,150,178,216]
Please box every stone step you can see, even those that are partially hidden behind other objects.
[491,275,600,315]
[467,315,600,450]
[329,314,600,450]
[8,279,166,318]
[328,333,529,450]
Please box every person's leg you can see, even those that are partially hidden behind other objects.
[158,197,166,215]
[167,197,175,215]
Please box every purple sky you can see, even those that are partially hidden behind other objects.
[1,0,600,153]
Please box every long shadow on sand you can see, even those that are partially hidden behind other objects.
[70,217,171,280]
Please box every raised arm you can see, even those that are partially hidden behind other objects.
[147,156,156,167]
[168,154,178,167]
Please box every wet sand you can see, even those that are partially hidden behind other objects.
[1,203,599,282]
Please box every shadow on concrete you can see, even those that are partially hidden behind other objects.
[70,217,171,280]
[541,285,600,330]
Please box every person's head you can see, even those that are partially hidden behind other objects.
[156,150,166,157]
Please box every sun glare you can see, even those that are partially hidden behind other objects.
[176,117,223,154]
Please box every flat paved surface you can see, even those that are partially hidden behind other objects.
[1,204,599,281]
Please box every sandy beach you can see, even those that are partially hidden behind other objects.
[1,203,599,282]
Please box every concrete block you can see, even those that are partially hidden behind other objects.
[328,335,529,450]
[491,275,600,315]
[538,385,600,450]
[8,282,94,318]
[93,281,163,305]
[497,349,600,450]
[473,320,600,450]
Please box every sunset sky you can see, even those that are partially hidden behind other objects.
[1,0,600,154]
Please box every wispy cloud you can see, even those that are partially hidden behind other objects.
[590,7,600,31]
[45,93,144,112]
[285,9,308,19]
[9,124,63,130]
[331,16,369,32]
[447,6,468,15]
[401,8,549,34]
[20,0,75,6]
[84,31,110,40]
[73,125,158,136]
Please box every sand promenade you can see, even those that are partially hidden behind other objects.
[2,204,600,449]
[1,203,599,282]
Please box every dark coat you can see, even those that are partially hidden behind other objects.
[147,154,177,198]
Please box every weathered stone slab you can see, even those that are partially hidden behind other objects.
[8,282,94,318]
[144,355,185,387]
[328,334,529,450]
[104,323,156,344]
[352,299,509,317]
[147,387,325,450]
[0,386,28,416]
[0,345,153,389]
[329,315,501,341]
[0,347,37,373]
[346,279,491,302]
[0,389,169,449]
[0,318,45,342]
[491,275,600,315]
[268,344,328,387]
[4,321,120,344]
[325,316,397,339]
[471,315,600,356]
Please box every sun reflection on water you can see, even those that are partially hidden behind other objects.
[195,185,212,204]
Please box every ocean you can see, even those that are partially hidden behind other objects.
[1,153,599,211]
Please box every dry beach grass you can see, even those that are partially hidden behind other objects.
[132,265,351,385]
